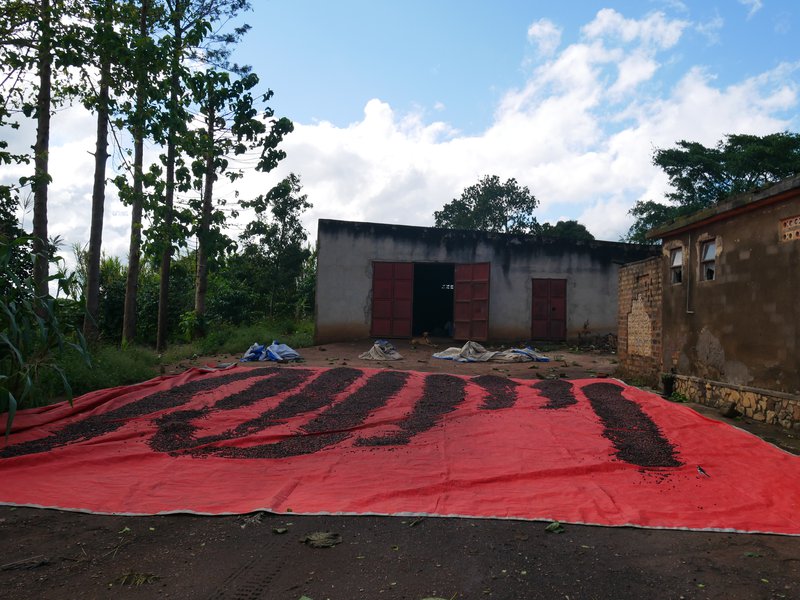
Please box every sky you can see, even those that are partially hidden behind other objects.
[5,0,800,267]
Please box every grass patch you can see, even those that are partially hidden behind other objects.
[56,344,159,398]
[197,318,314,356]
[5,319,315,412]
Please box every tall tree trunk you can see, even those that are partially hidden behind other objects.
[122,0,149,345]
[194,102,214,325]
[32,0,52,299]
[84,0,112,340]
[156,2,182,352]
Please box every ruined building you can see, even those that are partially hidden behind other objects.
[618,175,800,429]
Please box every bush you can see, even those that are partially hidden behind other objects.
[197,318,314,356]
[0,236,91,435]
[41,344,158,398]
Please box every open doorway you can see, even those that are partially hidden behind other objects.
[412,263,454,337]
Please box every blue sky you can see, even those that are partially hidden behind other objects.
[6,0,800,264]
[240,1,797,133]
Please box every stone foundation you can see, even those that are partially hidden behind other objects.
[674,375,800,431]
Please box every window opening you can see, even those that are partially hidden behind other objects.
[670,248,683,284]
[700,239,716,281]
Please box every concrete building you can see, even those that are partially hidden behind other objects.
[315,219,657,344]
[617,175,800,429]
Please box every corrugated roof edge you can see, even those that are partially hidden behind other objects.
[645,174,800,240]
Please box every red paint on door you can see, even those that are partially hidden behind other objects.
[531,278,567,341]
[454,263,490,341]
[371,262,414,338]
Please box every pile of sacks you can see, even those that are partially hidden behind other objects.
[241,341,302,362]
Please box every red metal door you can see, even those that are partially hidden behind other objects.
[531,278,567,341]
[371,262,413,338]
[454,263,490,341]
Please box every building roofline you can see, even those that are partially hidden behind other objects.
[318,218,658,253]
[646,174,800,240]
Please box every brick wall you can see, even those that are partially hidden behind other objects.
[617,257,662,386]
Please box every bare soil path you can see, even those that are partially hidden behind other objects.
[2,339,798,599]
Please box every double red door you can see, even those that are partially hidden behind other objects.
[531,278,567,340]
[370,261,490,341]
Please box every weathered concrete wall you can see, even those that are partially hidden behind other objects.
[661,195,800,395]
[315,220,658,343]
[616,257,662,387]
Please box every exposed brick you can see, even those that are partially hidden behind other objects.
[617,257,662,386]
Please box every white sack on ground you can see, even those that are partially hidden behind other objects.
[359,340,403,361]
[432,341,549,363]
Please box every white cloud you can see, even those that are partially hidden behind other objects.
[739,0,763,20]
[527,18,562,58]
[695,13,724,45]
[581,8,688,50]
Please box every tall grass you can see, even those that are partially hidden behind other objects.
[16,318,315,411]
[35,344,159,404]
[197,318,314,356]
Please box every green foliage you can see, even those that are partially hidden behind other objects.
[1,314,313,415]
[179,309,202,341]
[196,318,314,356]
[0,236,91,436]
[626,132,800,242]
[41,343,156,399]
[669,392,690,403]
[540,220,595,241]
[434,175,539,233]
[238,173,313,317]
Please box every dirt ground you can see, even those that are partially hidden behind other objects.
[2,339,799,599]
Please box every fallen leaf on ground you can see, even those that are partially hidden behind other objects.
[544,521,565,533]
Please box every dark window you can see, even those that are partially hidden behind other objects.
[700,239,716,281]
[670,248,683,284]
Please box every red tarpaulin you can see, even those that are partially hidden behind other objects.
[1,365,799,535]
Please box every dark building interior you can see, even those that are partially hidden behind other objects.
[412,263,454,337]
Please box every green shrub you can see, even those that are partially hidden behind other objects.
[1,236,91,435]
[41,344,158,398]
[197,318,314,356]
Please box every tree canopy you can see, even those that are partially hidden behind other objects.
[540,220,594,241]
[625,132,800,243]
[434,175,539,234]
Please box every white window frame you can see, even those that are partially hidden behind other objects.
[700,239,716,281]
[669,247,683,284]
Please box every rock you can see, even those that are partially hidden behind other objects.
[719,401,740,419]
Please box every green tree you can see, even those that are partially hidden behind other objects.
[540,220,595,241]
[82,0,120,339]
[626,132,800,243]
[239,173,312,317]
[1,0,86,298]
[434,175,539,234]
[145,0,253,351]
[117,0,167,346]
[186,69,292,333]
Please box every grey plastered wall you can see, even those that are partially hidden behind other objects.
[660,194,800,394]
[315,219,658,344]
